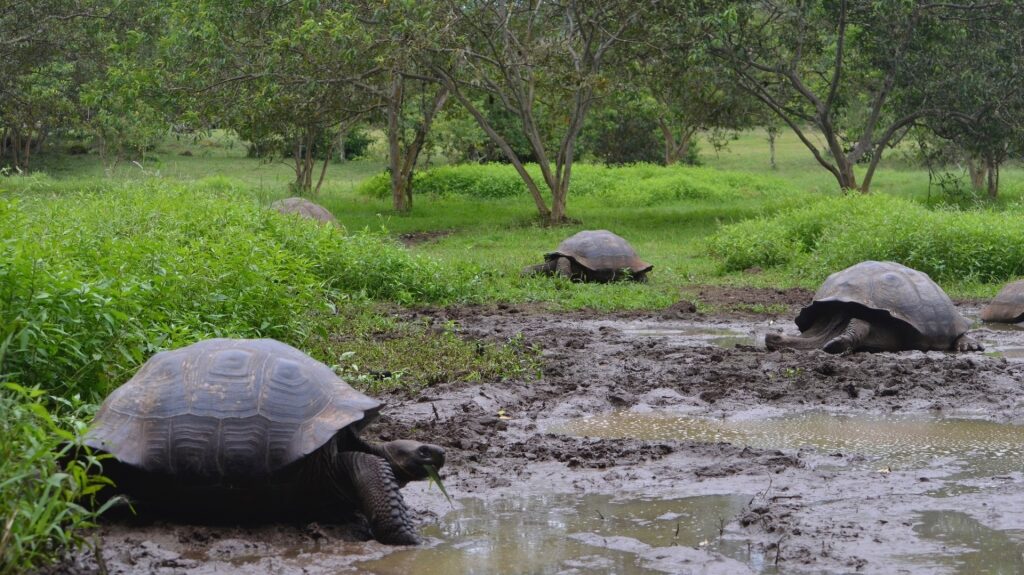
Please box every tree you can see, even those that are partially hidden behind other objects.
[157,0,382,195]
[907,3,1024,198]
[706,0,1009,194]
[357,1,451,213]
[580,92,665,166]
[429,0,644,224]
[0,0,109,172]
[620,10,757,166]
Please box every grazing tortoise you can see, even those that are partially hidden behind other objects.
[980,280,1024,323]
[765,261,982,354]
[522,230,653,283]
[271,197,338,225]
[85,338,444,545]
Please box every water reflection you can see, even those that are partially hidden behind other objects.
[356,494,754,575]
[551,411,1024,477]
[912,510,1024,574]
[619,325,755,348]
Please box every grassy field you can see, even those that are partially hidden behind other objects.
[27,128,1024,305]
[5,128,1024,570]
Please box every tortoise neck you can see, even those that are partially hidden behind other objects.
[345,431,385,458]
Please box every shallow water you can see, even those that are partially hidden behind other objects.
[356,493,763,574]
[909,510,1024,574]
[618,325,756,348]
[550,411,1024,478]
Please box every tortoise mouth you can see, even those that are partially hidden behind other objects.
[391,444,446,482]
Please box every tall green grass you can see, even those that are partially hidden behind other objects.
[708,194,1024,286]
[0,384,112,574]
[356,162,804,209]
[0,175,487,398]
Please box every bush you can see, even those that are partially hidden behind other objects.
[708,194,1024,284]
[0,384,110,574]
[0,176,480,398]
[357,163,801,208]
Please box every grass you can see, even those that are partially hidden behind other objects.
[0,384,112,574]
[5,126,1024,569]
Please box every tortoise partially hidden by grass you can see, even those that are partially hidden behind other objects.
[522,230,653,283]
[86,338,444,545]
[765,261,982,353]
[980,280,1024,323]
[271,197,338,225]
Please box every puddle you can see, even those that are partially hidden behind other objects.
[909,510,1024,574]
[355,493,769,574]
[986,347,1024,360]
[619,325,756,348]
[550,412,1024,477]
[974,321,1024,332]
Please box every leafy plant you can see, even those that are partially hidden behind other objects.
[708,193,1024,285]
[0,384,113,574]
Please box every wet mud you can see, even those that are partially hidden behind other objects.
[51,288,1024,574]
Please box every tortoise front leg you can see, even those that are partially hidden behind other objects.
[554,256,573,279]
[823,318,871,354]
[951,334,984,352]
[338,452,421,545]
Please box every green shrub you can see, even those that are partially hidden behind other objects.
[0,176,481,397]
[0,384,111,574]
[708,193,1024,284]
[356,163,801,209]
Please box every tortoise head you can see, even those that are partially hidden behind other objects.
[379,440,445,484]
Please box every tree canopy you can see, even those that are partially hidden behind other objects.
[2,0,1023,208]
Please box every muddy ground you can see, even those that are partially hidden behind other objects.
[51,287,1024,574]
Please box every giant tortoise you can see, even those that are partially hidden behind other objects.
[765,261,982,353]
[522,230,653,283]
[86,338,444,545]
[271,197,338,225]
[980,280,1024,323]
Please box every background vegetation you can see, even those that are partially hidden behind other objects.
[3,0,1024,571]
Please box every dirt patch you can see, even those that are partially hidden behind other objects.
[685,285,815,316]
[396,229,455,247]
[55,299,1024,574]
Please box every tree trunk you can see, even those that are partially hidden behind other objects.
[659,119,676,165]
[767,128,778,170]
[986,158,999,199]
[551,179,568,224]
[438,73,552,222]
[836,156,859,193]
[291,130,316,195]
[387,73,408,213]
[967,159,987,190]
[22,130,32,173]
[11,129,21,171]
[658,119,696,166]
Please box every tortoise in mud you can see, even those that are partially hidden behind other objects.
[271,197,338,225]
[980,280,1024,323]
[86,338,445,545]
[522,230,653,283]
[765,261,982,354]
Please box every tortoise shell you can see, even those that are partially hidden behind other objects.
[980,280,1024,323]
[271,197,338,225]
[85,339,379,480]
[546,230,652,273]
[795,261,970,347]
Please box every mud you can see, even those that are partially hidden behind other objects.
[395,230,455,247]
[51,288,1024,574]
